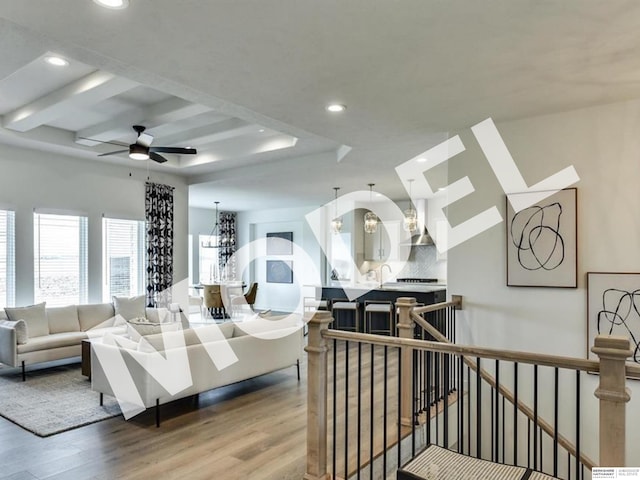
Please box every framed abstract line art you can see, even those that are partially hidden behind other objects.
[587,272,640,366]
[506,188,577,288]
[266,232,293,255]
[266,260,293,284]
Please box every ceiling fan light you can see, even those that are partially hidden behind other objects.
[129,144,149,161]
[93,0,129,9]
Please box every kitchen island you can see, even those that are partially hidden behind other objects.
[320,282,446,305]
[317,282,447,332]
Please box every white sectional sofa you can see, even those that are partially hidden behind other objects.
[90,315,304,426]
[0,297,188,380]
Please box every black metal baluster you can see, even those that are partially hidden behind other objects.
[514,362,518,465]
[383,346,388,477]
[494,360,499,463]
[357,342,362,480]
[476,357,481,458]
[345,340,349,478]
[426,350,431,444]
[458,355,464,454]
[467,364,471,455]
[332,339,337,478]
[435,351,440,445]
[397,347,402,470]
[412,349,417,456]
[443,351,449,448]
[567,451,571,480]
[490,381,494,461]
[369,344,374,480]
[553,367,559,477]
[534,364,538,471]
[576,371,581,480]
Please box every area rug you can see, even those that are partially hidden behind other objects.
[0,364,121,437]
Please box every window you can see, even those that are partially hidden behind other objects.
[0,210,15,309]
[199,235,219,284]
[103,218,145,301]
[34,213,88,307]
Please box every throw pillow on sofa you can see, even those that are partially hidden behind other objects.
[126,317,181,340]
[47,305,81,334]
[113,295,146,321]
[0,319,28,344]
[5,302,48,337]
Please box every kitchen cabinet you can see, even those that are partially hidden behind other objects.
[364,220,399,261]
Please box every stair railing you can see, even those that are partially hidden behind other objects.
[303,297,638,480]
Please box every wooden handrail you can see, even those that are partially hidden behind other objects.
[322,328,634,376]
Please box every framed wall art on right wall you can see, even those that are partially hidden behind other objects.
[506,188,577,288]
[587,272,640,366]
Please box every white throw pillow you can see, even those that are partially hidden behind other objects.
[0,319,28,344]
[113,295,146,321]
[145,307,171,323]
[5,302,48,338]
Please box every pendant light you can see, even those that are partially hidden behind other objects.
[330,187,343,234]
[403,179,418,233]
[202,201,221,248]
[364,183,378,234]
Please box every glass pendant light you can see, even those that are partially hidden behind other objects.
[201,201,221,248]
[403,179,418,233]
[364,183,378,234]
[330,187,343,234]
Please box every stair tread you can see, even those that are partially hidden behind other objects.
[398,444,560,480]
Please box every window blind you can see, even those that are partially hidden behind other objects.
[34,213,88,307]
[0,210,15,308]
[103,218,145,302]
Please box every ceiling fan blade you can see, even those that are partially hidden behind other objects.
[98,149,129,157]
[150,146,197,155]
[78,137,129,147]
[137,132,154,148]
[149,152,168,164]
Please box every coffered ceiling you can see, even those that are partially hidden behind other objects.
[1,1,640,211]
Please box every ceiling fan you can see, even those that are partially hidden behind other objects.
[89,125,197,163]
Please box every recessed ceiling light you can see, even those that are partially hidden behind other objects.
[326,103,346,113]
[45,56,69,67]
[93,0,129,9]
[417,157,427,163]
[258,129,265,133]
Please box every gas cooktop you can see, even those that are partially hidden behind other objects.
[396,278,439,283]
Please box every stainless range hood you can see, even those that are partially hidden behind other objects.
[410,226,434,246]
[401,198,435,246]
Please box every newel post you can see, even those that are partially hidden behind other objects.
[304,311,334,480]
[591,335,632,467]
[396,296,417,427]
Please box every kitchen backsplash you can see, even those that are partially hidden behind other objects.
[396,245,447,281]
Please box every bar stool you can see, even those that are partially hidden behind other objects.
[364,300,394,335]
[303,297,330,312]
[331,299,360,332]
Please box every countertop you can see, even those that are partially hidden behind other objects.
[321,282,447,293]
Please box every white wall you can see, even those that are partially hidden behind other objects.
[236,206,325,312]
[448,99,640,463]
[0,143,188,306]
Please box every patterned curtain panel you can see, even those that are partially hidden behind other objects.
[219,211,236,279]
[145,182,174,307]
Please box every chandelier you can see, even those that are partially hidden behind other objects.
[403,179,418,233]
[330,187,343,234]
[201,201,222,248]
[364,183,378,234]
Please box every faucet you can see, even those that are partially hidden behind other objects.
[379,263,392,288]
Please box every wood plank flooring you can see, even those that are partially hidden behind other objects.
[0,358,308,480]
[0,336,451,480]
